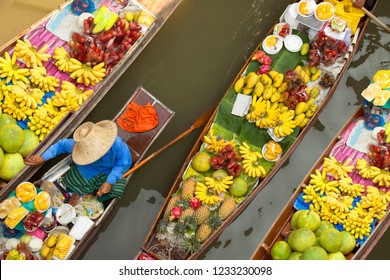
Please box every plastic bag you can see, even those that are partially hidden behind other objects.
[325,0,365,34]
[74,195,104,220]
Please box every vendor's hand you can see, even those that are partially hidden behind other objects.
[97,182,112,197]
[352,0,365,8]
[24,155,45,166]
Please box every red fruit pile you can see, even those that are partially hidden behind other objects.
[23,212,44,231]
[210,145,242,177]
[283,70,309,109]
[251,50,272,75]
[68,17,143,74]
[367,129,390,169]
[310,31,348,67]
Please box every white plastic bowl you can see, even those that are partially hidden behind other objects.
[56,204,76,226]
[262,35,283,55]
[284,34,303,52]
[297,0,317,17]
[314,2,334,22]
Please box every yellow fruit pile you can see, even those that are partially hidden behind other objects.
[40,233,74,260]
[53,47,73,72]
[29,66,60,92]
[69,59,106,86]
[239,142,267,178]
[203,129,233,153]
[195,182,222,206]
[51,81,94,112]
[356,158,390,187]
[16,182,37,203]
[34,191,51,212]
[263,140,282,161]
[14,39,51,68]
[0,52,30,85]
[4,207,29,229]
[204,175,233,194]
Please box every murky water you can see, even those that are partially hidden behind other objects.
[2,0,390,259]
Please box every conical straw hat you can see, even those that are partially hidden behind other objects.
[72,120,118,165]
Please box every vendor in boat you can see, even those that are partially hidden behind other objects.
[24,120,132,202]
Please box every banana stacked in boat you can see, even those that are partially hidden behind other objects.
[69,59,106,87]
[14,39,51,68]
[239,142,267,178]
[0,52,30,84]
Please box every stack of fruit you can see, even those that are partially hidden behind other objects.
[310,31,348,67]
[298,154,389,244]
[270,210,356,260]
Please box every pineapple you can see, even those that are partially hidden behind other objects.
[183,216,198,232]
[196,223,213,243]
[194,205,211,224]
[175,198,190,210]
[181,178,196,200]
[218,198,236,220]
[173,221,186,237]
[179,207,195,222]
[183,236,201,254]
[195,215,223,243]
[163,195,181,219]
[157,219,169,234]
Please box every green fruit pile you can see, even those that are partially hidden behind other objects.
[270,210,356,260]
[0,113,39,181]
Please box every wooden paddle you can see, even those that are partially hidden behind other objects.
[121,107,215,178]
[351,0,390,33]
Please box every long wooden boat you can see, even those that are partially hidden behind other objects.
[0,86,174,260]
[251,105,390,260]
[139,0,379,260]
[0,0,182,197]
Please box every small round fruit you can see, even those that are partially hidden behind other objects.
[288,251,302,260]
[191,152,212,173]
[271,241,292,260]
[301,246,328,260]
[125,11,134,22]
[228,177,248,197]
[319,228,343,253]
[338,231,356,255]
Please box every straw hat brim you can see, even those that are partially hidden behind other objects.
[72,120,118,165]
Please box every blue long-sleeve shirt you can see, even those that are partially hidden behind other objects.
[42,136,132,185]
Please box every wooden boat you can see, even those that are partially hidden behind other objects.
[0,86,174,260]
[139,0,379,260]
[0,0,182,197]
[250,106,390,260]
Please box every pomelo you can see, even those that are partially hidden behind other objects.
[0,113,16,128]
[328,252,346,260]
[319,228,343,253]
[338,231,356,255]
[296,210,321,231]
[0,123,25,153]
[289,228,316,252]
[0,153,25,181]
[288,251,302,260]
[191,152,211,173]
[315,220,334,237]
[291,210,306,229]
[301,246,328,260]
[228,177,248,197]
[18,130,39,157]
[0,148,4,168]
[212,169,229,180]
[271,241,292,260]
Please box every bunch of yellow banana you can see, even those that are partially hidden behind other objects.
[246,96,266,122]
[322,156,354,179]
[242,157,267,178]
[239,142,263,162]
[69,59,106,86]
[343,208,373,239]
[14,39,51,68]
[0,79,9,101]
[203,129,230,154]
[372,169,390,187]
[50,91,79,112]
[204,175,233,194]
[0,52,29,84]
[53,47,73,72]
[255,100,280,129]
[337,177,364,198]
[30,67,59,92]
[309,169,340,195]
[302,184,323,210]
[61,81,93,106]
[273,111,297,138]
[366,186,390,203]
[323,192,353,214]
[356,158,381,179]
[27,106,65,141]
[10,81,44,109]
[1,94,34,120]
[358,193,388,220]
[194,182,222,206]
[317,203,346,224]
[44,98,69,116]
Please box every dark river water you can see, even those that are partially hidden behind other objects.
[4,0,388,259]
